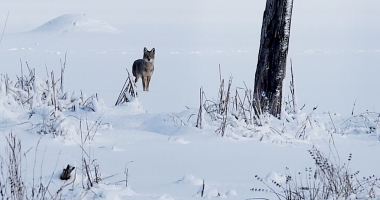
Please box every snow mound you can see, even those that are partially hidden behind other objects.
[265,171,286,184]
[30,14,122,33]
[177,174,203,185]
[156,194,175,200]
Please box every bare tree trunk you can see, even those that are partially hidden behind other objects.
[254,0,294,118]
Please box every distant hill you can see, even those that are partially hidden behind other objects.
[30,14,122,33]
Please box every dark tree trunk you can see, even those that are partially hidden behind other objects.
[254,0,294,118]
[60,164,75,180]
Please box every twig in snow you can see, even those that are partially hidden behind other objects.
[0,11,9,44]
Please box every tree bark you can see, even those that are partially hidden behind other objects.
[254,0,293,118]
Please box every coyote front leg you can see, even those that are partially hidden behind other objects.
[146,76,151,91]
[142,76,148,91]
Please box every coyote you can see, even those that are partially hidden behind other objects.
[132,47,155,91]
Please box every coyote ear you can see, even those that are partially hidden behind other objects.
[144,47,148,52]
[151,48,155,53]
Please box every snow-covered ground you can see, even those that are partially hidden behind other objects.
[0,1,380,199]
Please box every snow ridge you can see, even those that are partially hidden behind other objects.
[30,14,122,33]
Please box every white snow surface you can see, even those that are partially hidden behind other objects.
[0,91,379,199]
[0,1,380,199]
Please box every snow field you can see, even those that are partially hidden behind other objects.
[0,1,380,199]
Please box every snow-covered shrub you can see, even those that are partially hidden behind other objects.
[0,66,104,136]
[79,93,102,112]
[253,145,380,199]
[29,106,74,136]
[341,112,380,135]
[192,72,329,143]
[1,68,103,112]
[191,66,380,142]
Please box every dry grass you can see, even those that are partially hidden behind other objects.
[115,69,138,106]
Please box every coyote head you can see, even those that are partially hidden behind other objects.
[143,47,155,62]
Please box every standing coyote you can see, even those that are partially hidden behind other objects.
[132,47,155,91]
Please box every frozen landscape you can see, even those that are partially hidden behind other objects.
[0,1,380,199]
